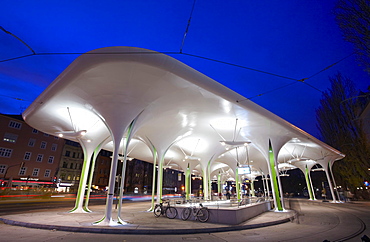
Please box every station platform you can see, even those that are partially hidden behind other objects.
[0,201,296,235]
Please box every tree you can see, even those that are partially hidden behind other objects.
[316,73,370,192]
[334,0,370,73]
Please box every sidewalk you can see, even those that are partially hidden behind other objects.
[0,201,296,235]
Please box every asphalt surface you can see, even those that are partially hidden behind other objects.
[0,199,369,241]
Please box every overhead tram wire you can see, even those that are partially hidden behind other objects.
[0,26,36,55]
[0,94,32,102]
[0,25,355,103]
[236,53,356,102]
[180,0,197,53]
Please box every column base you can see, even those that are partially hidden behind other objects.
[93,216,121,226]
[69,207,89,213]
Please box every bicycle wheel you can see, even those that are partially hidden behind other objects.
[181,207,191,220]
[165,207,178,219]
[154,204,162,217]
[196,207,209,222]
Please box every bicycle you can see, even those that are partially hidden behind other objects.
[153,200,178,219]
[181,202,209,222]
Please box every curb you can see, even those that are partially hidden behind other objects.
[0,215,294,235]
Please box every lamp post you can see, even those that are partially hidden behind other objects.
[2,162,24,187]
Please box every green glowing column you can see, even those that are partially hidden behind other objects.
[185,163,191,201]
[304,165,314,200]
[236,167,241,201]
[250,179,255,197]
[70,140,92,213]
[84,143,103,212]
[268,140,283,211]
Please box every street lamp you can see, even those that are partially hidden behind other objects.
[2,162,25,187]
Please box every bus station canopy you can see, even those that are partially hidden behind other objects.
[23,46,345,181]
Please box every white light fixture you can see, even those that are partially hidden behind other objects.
[220,141,250,146]
[56,130,87,138]
[312,168,325,172]
[111,155,134,161]
[185,155,201,161]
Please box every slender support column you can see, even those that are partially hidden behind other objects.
[308,171,316,200]
[236,167,241,201]
[202,170,207,200]
[268,140,283,211]
[261,174,266,198]
[208,176,212,200]
[185,163,191,201]
[250,179,255,197]
[324,167,337,203]
[94,139,121,225]
[304,165,314,200]
[217,172,221,195]
[70,139,93,213]
[329,161,340,202]
[117,156,127,223]
[207,160,212,201]
[265,174,270,199]
[275,165,285,209]
[149,148,157,211]
[84,144,102,212]
[156,155,165,202]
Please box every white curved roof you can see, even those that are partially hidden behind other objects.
[22,47,344,177]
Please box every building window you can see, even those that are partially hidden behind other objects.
[70,163,74,169]
[3,133,18,143]
[32,129,38,134]
[0,148,13,158]
[62,162,68,168]
[65,151,70,157]
[32,168,40,176]
[36,154,43,162]
[54,136,59,140]
[0,165,6,174]
[72,152,76,158]
[48,156,54,164]
[8,120,22,129]
[43,133,49,137]
[19,167,27,176]
[40,141,47,149]
[28,138,36,147]
[51,144,58,151]
[24,152,31,160]
[44,169,51,177]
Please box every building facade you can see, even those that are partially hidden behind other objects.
[56,140,84,192]
[93,149,112,190]
[0,114,64,189]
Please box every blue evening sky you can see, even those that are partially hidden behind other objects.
[0,0,369,138]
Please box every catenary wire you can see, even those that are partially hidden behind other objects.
[0,24,355,103]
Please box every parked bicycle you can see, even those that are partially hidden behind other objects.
[181,202,209,222]
[153,200,178,219]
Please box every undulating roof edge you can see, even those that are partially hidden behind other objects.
[22,46,344,158]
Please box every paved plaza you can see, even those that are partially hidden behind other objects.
[0,199,369,241]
